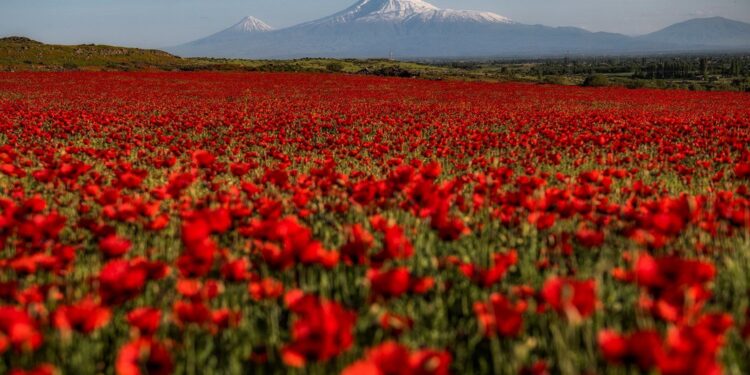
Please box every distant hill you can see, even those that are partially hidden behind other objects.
[640,17,750,50]
[0,36,459,75]
[0,36,189,71]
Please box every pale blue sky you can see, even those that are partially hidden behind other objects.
[1,0,749,48]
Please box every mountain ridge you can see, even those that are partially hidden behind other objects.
[168,0,750,59]
[640,17,750,49]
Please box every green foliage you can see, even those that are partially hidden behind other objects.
[359,66,419,78]
[325,61,345,73]
[624,79,653,89]
[62,62,79,71]
[541,76,573,86]
[581,75,610,87]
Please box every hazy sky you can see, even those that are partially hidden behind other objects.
[1,0,749,48]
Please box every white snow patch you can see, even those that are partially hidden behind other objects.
[231,16,273,32]
[308,0,512,25]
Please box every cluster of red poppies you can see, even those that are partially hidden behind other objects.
[1,72,749,374]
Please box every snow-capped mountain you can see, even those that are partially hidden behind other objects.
[168,0,750,59]
[303,0,511,25]
[185,16,273,48]
[316,0,440,23]
[230,16,273,33]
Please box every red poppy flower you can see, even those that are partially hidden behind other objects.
[370,219,414,266]
[8,364,57,375]
[367,267,434,299]
[599,313,733,375]
[541,277,597,321]
[281,291,356,367]
[210,308,241,332]
[474,293,527,337]
[229,162,252,177]
[456,250,517,287]
[116,338,173,375]
[574,227,605,248]
[248,277,284,301]
[244,217,339,270]
[629,254,715,322]
[342,341,451,375]
[192,150,216,169]
[53,297,111,334]
[734,162,750,179]
[367,267,410,299]
[519,361,550,375]
[98,260,148,305]
[126,307,162,336]
[99,235,132,258]
[0,307,43,353]
[219,258,252,282]
[528,211,556,231]
[340,224,375,265]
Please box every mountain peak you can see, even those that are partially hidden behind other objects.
[231,16,273,32]
[355,0,439,14]
[313,0,511,24]
[328,0,437,23]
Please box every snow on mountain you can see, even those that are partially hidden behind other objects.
[196,15,272,41]
[305,0,511,24]
[317,0,437,23]
[412,9,512,24]
[230,16,273,33]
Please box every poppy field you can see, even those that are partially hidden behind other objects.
[1,72,750,375]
